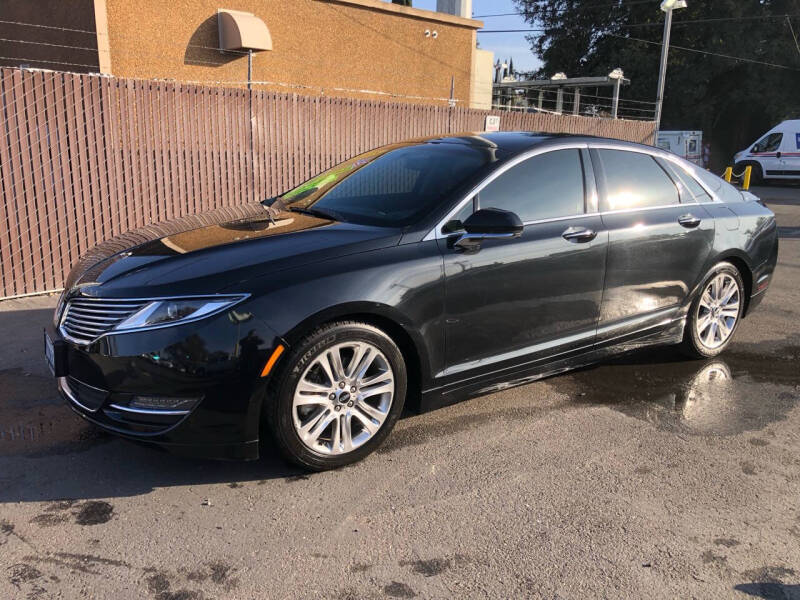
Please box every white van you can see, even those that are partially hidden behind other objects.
[734,120,800,183]
[657,130,703,166]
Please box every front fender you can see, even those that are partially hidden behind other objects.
[229,242,446,389]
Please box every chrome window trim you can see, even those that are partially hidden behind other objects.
[423,141,591,241]
[58,293,250,346]
[423,140,730,242]
[521,213,598,226]
[586,142,723,203]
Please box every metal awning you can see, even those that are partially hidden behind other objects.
[217,9,272,52]
[494,75,630,89]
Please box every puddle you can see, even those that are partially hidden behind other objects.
[0,369,110,457]
[2,342,798,459]
[560,344,800,436]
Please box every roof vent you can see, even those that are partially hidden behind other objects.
[217,9,272,52]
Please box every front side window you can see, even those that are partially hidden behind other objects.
[281,143,495,227]
[598,149,679,211]
[475,149,585,222]
[753,133,782,153]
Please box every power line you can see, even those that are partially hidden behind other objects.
[607,33,800,71]
[477,13,800,32]
[0,55,98,68]
[0,37,98,52]
[0,18,96,34]
[620,13,800,28]
[786,16,800,60]
[473,0,655,18]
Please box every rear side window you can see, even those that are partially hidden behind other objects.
[477,149,585,222]
[665,162,712,203]
[597,149,679,211]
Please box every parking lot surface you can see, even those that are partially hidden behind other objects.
[1,186,799,599]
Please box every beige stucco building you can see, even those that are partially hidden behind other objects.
[1,0,493,108]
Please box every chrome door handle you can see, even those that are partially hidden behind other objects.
[562,226,597,243]
[678,214,701,228]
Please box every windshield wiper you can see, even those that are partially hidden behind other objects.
[288,206,342,221]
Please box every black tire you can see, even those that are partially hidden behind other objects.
[265,321,407,471]
[735,161,763,186]
[680,262,745,359]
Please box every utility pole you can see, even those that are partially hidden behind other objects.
[655,0,687,133]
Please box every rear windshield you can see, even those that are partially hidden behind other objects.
[279,143,496,227]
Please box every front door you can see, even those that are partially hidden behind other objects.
[591,148,714,341]
[438,148,607,380]
[751,131,783,178]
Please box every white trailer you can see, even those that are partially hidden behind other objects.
[656,130,703,166]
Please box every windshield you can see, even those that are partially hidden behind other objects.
[278,143,496,227]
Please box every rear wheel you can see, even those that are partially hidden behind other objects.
[266,321,406,471]
[735,161,763,186]
[681,262,745,358]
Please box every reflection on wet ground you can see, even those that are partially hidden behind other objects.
[0,368,110,457]
[561,344,800,436]
[2,344,799,460]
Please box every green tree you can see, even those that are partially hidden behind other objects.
[512,0,800,169]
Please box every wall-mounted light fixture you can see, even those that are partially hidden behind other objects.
[217,9,272,52]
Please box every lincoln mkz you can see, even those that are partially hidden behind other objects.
[45,133,779,469]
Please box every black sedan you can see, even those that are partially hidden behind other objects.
[45,132,779,470]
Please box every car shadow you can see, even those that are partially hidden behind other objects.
[0,428,308,503]
[734,582,800,600]
[2,301,799,504]
[0,304,307,502]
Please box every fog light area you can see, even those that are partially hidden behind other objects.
[129,396,201,411]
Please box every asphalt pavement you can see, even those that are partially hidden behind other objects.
[1,185,799,599]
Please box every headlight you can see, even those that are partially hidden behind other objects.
[113,295,248,332]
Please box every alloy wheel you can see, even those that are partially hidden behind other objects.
[291,341,395,455]
[695,273,741,349]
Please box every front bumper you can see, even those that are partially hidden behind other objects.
[46,308,282,460]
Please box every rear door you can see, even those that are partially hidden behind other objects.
[591,147,714,342]
[439,147,607,379]
[778,130,800,178]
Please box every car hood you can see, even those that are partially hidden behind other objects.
[65,203,402,297]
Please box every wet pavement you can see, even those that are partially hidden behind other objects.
[1,187,799,599]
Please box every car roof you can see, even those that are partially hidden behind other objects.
[407,131,559,154]
[397,131,684,165]
[408,131,638,156]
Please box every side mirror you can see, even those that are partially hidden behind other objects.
[452,208,523,251]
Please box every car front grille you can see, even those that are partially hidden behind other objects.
[60,297,149,344]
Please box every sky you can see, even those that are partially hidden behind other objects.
[411,0,542,73]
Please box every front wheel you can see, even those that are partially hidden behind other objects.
[265,321,407,471]
[681,262,745,358]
